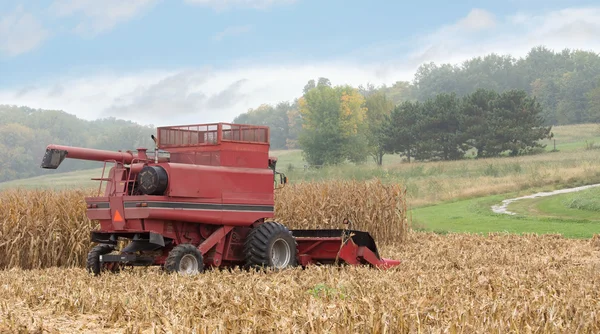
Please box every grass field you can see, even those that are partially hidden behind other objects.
[0,168,104,190]
[411,191,600,238]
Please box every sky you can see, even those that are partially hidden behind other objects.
[1,0,600,126]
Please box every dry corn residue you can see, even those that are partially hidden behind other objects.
[1,232,600,333]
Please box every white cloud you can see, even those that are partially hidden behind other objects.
[406,6,600,66]
[213,25,253,41]
[50,0,158,36]
[3,6,600,127]
[0,63,412,126]
[184,0,296,11]
[0,6,49,56]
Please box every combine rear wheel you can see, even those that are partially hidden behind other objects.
[87,244,116,276]
[164,244,204,275]
[244,222,297,270]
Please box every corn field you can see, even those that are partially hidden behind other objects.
[0,180,407,270]
[274,179,408,244]
[0,188,98,269]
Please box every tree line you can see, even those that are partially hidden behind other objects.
[234,46,600,154]
[296,80,552,166]
[383,89,552,162]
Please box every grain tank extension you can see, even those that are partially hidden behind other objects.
[41,123,400,275]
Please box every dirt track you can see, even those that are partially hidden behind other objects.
[491,183,600,215]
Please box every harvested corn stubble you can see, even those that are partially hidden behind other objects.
[0,231,599,333]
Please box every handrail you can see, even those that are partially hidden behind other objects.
[90,159,119,196]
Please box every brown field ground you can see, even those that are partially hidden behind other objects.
[1,232,599,333]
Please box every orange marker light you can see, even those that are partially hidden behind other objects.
[113,210,124,222]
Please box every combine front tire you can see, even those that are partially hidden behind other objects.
[87,244,116,276]
[244,222,297,270]
[164,244,204,275]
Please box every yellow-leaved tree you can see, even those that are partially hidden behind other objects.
[298,78,369,166]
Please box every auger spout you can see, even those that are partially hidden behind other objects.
[40,144,165,169]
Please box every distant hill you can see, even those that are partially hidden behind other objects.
[0,105,156,182]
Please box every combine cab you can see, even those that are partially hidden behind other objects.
[41,123,400,275]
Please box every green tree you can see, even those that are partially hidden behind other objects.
[383,89,551,162]
[298,79,368,165]
[365,91,394,165]
[285,101,303,149]
[409,46,600,126]
[0,123,38,182]
[233,102,294,149]
[358,82,378,98]
[383,101,423,162]
[460,88,505,157]
[586,80,600,122]
[0,105,161,182]
[381,81,416,104]
[421,93,466,160]
[491,90,553,156]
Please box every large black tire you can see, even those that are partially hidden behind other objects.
[164,244,204,275]
[87,244,116,276]
[244,222,298,270]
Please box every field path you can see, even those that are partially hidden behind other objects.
[491,183,600,215]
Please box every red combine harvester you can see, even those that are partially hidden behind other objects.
[41,123,400,275]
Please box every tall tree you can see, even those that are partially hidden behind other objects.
[384,101,423,162]
[586,79,600,122]
[460,88,504,157]
[421,93,466,160]
[358,82,378,98]
[298,79,368,165]
[381,81,416,104]
[339,85,369,164]
[491,90,553,156]
[365,91,394,165]
[384,89,552,162]
[233,102,294,150]
[285,100,303,149]
[298,79,344,165]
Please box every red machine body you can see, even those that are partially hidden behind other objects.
[41,122,400,275]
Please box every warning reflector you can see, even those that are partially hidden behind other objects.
[113,210,123,222]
